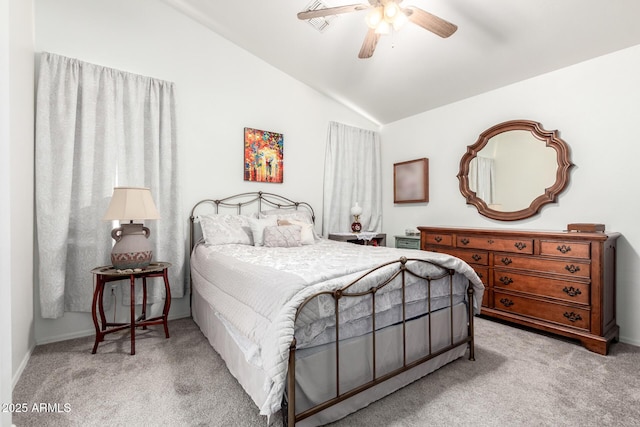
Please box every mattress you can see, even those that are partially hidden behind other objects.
[190,238,484,418]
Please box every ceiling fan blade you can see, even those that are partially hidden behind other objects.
[358,28,380,59]
[405,6,457,38]
[298,4,369,20]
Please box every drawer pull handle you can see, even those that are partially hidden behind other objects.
[562,286,582,297]
[563,312,582,323]
[472,254,482,262]
[499,298,514,307]
[514,242,527,251]
[565,264,581,274]
[461,238,470,245]
[501,257,512,266]
[476,272,483,279]
[487,239,494,244]
[499,276,513,285]
[557,245,572,254]
[434,236,442,243]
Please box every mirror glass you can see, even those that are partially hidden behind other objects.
[458,120,573,221]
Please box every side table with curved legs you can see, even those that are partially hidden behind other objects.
[91,262,171,355]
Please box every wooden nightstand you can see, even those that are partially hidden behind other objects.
[328,232,387,246]
[91,262,171,355]
[394,235,421,250]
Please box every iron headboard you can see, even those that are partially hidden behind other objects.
[188,190,316,256]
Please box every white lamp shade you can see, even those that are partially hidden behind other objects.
[103,187,160,221]
[350,202,363,216]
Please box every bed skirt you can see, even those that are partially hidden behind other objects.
[193,286,469,425]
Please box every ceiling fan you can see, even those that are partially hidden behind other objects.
[297,0,457,59]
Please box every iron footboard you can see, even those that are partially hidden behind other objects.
[284,256,475,426]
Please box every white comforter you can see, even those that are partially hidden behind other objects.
[190,239,484,417]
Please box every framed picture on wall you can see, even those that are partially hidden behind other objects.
[244,127,284,183]
[394,158,429,203]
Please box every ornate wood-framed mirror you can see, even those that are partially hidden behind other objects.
[457,120,574,221]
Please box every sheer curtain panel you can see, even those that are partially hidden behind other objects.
[36,53,185,319]
[469,156,495,205]
[322,121,382,236]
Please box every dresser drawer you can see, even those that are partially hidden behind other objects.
[457,235,533,254]
[493,254,590,278]
[473,266,489,285]
[423,233,453,246]
[540,240,591,259]
[441,248,489,266]
[476,266,490,307]
[494,291,590,330]
[493,270,589,305]
[395,237,421,250]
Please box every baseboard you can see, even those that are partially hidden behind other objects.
[619,334,640,347]
[12,343,35,390]
[35,311,192,346]
[36,328,98,346]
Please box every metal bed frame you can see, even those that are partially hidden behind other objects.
[188,191,476,426]
[285,257,475,425]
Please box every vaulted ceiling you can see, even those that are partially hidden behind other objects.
[162,0,640,125]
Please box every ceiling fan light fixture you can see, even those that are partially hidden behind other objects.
[297,1,457,59]
[392,10,409,30]
[366,7,383,29]
[383,2,400,22]
[374,19,391,35]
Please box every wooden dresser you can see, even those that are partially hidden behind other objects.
[419,226,620,355]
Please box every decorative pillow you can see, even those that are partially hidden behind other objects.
[278,219,315,245]
[198,214,253,246]
[260,209,314,225]
[248,216,278,246]
[263,225,302,248]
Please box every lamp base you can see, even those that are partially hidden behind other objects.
[351,221,362,233]
[111,252,153,270]
[110,223,153,270]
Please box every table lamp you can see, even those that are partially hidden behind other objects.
[103,187,160,269]
[350,202,363,232]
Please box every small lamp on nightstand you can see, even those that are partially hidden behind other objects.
[350,202,363,233]
[103,187,160,270]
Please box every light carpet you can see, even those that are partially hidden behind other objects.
[12,317,640,426]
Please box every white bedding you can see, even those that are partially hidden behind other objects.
[190,238,484,418]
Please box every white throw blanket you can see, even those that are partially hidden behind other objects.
[191,239,484,417]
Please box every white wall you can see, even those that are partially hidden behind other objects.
[9,0,35,387]
[381,44,640,345]
[0,0,36,413]
[0,3,13,424]
[33,0,377,343]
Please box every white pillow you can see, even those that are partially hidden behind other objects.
[278,219,315,245]
[263,225,302,248]
[260,209,314,225]
[260,209,320,241]
[248,216,278,246]
[198,214,253,246]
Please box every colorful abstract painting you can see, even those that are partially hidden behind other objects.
[244,127,284,183]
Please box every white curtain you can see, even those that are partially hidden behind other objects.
[469,156,496,204]
[36,52,185,319]
[322,121,382,235]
